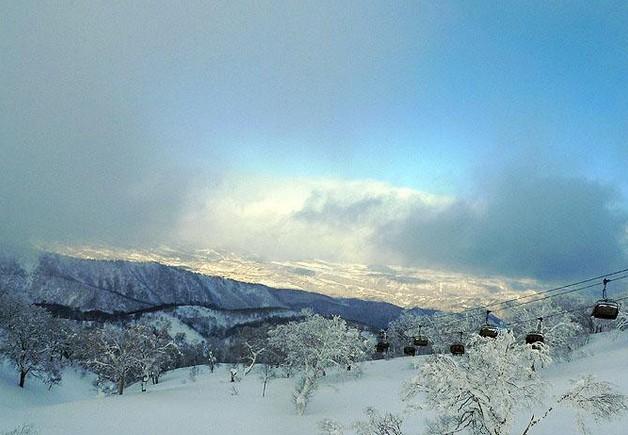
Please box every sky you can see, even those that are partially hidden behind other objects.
[1,1,627,282]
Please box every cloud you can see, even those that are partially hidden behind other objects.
[0,2,218,256]
[376,169,628,280]
[177,171,627,281]
[175,177,420,262]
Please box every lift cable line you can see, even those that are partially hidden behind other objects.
[503,293,628,330]
[436,286,628,337]
[498,273,628,316]
[427,267,628,322]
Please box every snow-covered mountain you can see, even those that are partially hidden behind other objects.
[55,245,540,310]
[0,253,409,334]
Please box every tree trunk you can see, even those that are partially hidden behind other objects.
[19,370,27,388]
[295,375,316,415]
[117,376,125,395]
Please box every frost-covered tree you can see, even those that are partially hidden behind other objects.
[203,341,218,374]
[403,332,545,435]
[242,340,266,376]
[1,424,39,435]
[520,375,627,435]
[132,321,178,386]
[79,323,148,395]
[422,310,487,354]
[405,331,626,435]
[268,314,368,415]
[613,309,628,331]
[0,292,63,388]
[499,300,585,358]
[387,313,428,356]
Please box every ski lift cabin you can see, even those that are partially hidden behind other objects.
[413,326,429,347]
[592,279,620,320]
[526,317,545,349]
[450,332,465,355]
[413,336,429,347]
[525,332,544,345]
[375,341,390,353]
[479,310,499,338]
[375,330,389,353]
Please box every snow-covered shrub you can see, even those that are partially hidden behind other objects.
[268,313,368,415]
[352,408,404,435]
[1,424,39,435]
[520,375,627,435]
[203,341,218,373]
[318,419,345,435]
[403,331,545,435]
[188,366,200,382]
[562,376,627,433]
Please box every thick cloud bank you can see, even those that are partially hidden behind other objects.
[376,172,627,280]
[177,173,627,281]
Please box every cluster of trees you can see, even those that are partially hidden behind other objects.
[403,332,626,435]
[2,285,627,433]
[320,330,626,434]
[79,321,179,394]
[0,290,213,394]
[0,290,369,406]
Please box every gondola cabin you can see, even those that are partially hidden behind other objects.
[592,300,619,320]
[375,341,389,353]
[403,346,416,356]
[479,324,499,338]
[592,278,620,320]
[525,331,544,345]
[413,336,429,347]
[450,343,465,355]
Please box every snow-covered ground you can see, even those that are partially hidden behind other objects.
[1,333,627,435]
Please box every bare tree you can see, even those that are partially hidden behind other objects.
[0,292,63,388]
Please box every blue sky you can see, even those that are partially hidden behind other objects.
[134,1,628,194]
[1,1,627,280]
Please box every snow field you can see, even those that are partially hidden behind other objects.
[1,332,627,435]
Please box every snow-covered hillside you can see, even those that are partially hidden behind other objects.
[55,245,540,310]
[0,253,408,335]
[1,332,626,435]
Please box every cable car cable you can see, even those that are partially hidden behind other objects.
[426,269,628,322]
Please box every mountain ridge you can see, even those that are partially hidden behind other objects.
[0,253,413,332]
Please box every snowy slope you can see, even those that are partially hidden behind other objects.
[30,253,285,312]
[56,245,540,310]
[1,254,408,332]
[1,332,626,435]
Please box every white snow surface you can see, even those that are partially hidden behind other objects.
[1,333,627,435]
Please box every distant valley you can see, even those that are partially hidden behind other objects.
[55,245,540,311]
